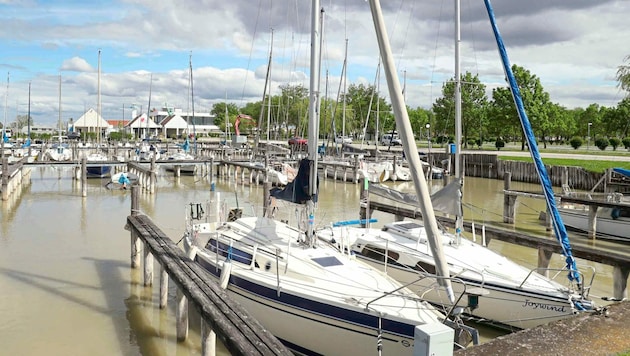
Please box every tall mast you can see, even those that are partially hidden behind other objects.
[58,73,62,142]
[190,54,197,154]
[306,0,322,244]
[97,49,101,146]
[454,0,464,238]
[341,38,348,140]
[368,0,455,303]
[267,30,273,143]
[1,72,8,160]
[146,73,153,140]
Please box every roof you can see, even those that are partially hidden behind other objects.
[73,108,110,129]
[107,120,129,127]
[126,113,161,128]
[159,114,189,129]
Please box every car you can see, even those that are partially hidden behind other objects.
[381,133,402,146]
[334,136,352,144]
[67,132,81,140]
[288,137,307,146]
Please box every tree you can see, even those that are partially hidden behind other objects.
[210,102,240,133]
[489,65,553,150]
[432,72,487,148]
[342,83,392,138]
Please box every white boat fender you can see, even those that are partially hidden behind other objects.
[219,260,232,289]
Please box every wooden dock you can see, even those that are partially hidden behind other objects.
[126,186,291,356]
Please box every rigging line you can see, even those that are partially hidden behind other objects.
[464,0,480,75]
[239,0,264,105]
[429,0,447,107]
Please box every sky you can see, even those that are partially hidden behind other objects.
[0,0,628,128]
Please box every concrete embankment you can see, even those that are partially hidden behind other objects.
[457,301,630,356]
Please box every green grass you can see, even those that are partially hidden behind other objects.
[499,156,630,173]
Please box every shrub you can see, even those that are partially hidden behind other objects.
[569,136,583,150]
[475,138,482,148]
[623,137,630,149]
[495,138,505,150]
[609,137,621,151]
[594,137,608,151]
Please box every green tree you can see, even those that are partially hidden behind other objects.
[489,65,554,149]
[432,72,487,148]
[342,83,392,139]
[210,102,240,133]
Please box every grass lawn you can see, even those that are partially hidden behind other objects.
[499,156,630,173]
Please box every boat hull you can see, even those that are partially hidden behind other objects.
[559,207,629,241]
[86,165,112,178]
[192,250,424,356]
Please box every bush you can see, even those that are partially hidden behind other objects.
[623,137,630,150]
[569,136,583,150]
[495,138,505,150]
[475,138,482,148]
[594,137,608,151]
[609,137,621,151]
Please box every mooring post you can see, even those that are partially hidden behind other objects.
[537,248,553,278]
[159,265,168,308]
[587,205,599,239]
[503,172,515,224]
[174,165,181,178]
[359,177,372,227]
[201,321,217,356]
[81,157,87,197]
[177,246,198,342]
[263,181,271,218]
[150,156,156,194]
[1,157,8,201]
[613,265,629,301]
[130,185,141,268]
[143,243,154,286]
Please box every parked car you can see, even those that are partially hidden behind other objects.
[67,132,81,140]
[288,137,307,146]
[335,136,352,144]
[381,133,402,146]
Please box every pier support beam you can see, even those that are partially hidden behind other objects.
[176,289,189,341]
[1,158,8,201]
[81,157,87,197]
[143,246,154,286]
[613,265,629,301]
[159,265,168,308]
[201,321,217,356]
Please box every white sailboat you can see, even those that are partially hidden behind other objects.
[323,0,597,330]
[45,75,72,162]
[183,2,477,354]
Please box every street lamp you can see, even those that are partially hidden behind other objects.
[587,122,592,151]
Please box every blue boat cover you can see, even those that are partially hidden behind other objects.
[613,167,630,178]
[484,0,581,284]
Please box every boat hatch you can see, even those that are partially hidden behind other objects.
[312,256,343,267]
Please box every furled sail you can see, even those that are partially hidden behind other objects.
[269,159,318,204]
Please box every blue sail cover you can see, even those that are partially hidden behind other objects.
[484,0,581,284]
[2,131,8,143]
[613,167,630,178]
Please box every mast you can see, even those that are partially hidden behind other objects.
[1,72,8,160]
[58,73,62,143]
[454,0,464,239]
[341,38,348,140]
[97,49,101,147]
[189,55,197,154]
[254,30,273,154]
[146,73,153,140]
[368,0,455,303]
[306,0,322,244]
[27,81,31,156]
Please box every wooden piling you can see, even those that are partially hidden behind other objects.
[503,172,515,224]
[613,265,629,301]
[1,158,7,201]
[81,157,87,197]
[537,248,553,278]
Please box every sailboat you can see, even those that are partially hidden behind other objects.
[45,74,72,162]
[183,2,477,354]
[86,49,112,178]
[320,0,597,330]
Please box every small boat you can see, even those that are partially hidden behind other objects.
[164,151,196,175]
[86,152,111,178]
[107,172,138,190]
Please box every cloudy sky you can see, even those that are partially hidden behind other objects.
[0,0,628,128]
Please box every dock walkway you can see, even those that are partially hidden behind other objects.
[126,189,291,356]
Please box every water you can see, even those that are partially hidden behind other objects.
[0,167,619,354]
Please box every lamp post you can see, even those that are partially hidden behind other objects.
[426,123,431,180]
[587,122,592,151]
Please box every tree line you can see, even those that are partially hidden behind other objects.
[212,59,630,150]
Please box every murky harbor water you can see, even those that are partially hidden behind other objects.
[0,166,619,355]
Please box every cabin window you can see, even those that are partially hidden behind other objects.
[360,245,400,265]
[207,239,253,265]
[414,261,437,275]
